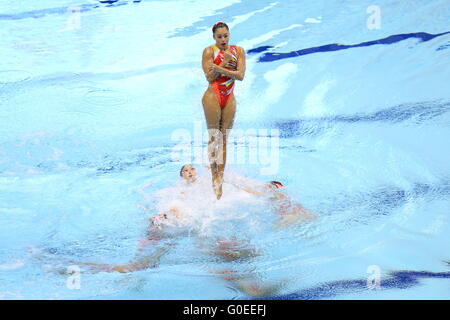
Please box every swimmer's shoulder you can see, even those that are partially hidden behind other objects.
[233,45,246,56]
[202,46,215,57]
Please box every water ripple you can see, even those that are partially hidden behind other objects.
[271,100,450,138]
[249,31,450,62]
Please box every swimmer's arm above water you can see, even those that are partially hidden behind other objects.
[202,47,221,82]
[210,47,246,81]
[226,178,285,196]
[225,181,263,195]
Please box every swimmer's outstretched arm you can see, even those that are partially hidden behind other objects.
[226,182,263,195]
[225,179,277,196]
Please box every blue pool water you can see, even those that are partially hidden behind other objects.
[0,0,449,299]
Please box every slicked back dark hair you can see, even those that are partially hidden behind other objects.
[212,21,229,34]
[270,180,284,188]
[180,165,187,177]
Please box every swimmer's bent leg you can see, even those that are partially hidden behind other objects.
[74,246,170,274]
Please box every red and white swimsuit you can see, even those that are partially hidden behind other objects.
[211,44,239,109]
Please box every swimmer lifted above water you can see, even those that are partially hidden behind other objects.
[201,21,246,200]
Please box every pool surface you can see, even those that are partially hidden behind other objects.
[0,0,449,299]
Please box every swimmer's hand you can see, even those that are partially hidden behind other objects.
[210,63,223,73]
[208,63,215,72]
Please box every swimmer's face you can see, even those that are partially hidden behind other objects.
[181,165,196,182]
[213,27,230,50]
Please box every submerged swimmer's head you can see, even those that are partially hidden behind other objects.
[180,164,197,183]
[212,21,229,50]
[269,181,284,189]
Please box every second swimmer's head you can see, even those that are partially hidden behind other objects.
[180,164,197,182]
[269,181,284,189]
[212,21,229,50]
